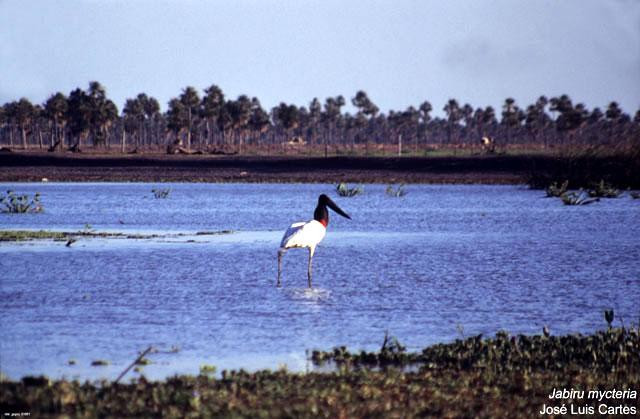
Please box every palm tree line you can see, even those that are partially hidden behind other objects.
[1,81,638,154]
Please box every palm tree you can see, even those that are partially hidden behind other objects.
[351,90,379,153]
[166,97,187,145]
[201,84,225,147]
[66,88,92,151]
[274,102,300,140]
[123,96,145,151]
[86,81,118,148]
[9,98,36,149]
[443,99,462,149]
[44,92,68,151]
[248,97,270,149]
[224,95,252,153]
[501,97,524,146]
[321,96,345,156]
[418,101,432,151]
[308,98,322,147]
[179,86,201,150]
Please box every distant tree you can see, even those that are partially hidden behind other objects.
[351,90,379,151]
[321,96,345,156]
[308,97,322,146]
[44,92,68,150]
[274,102,300,133]
[605,101,622,122]
[201,84,225,146]
[225,95,252,153]
[179,86,201,150]
[123,96,145,150]
[525,100,550,145]
[418,101,433,147]
[7,98,36,149]
[248,97,270,147]
[166,97,187,142]
[134,93,160,146]
[443,99,462,147]
[66,88,92,150]
[501,98,524,145]
[351,90,379,118]
[86,82,118,148]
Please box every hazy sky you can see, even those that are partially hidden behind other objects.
[1,0,638,116]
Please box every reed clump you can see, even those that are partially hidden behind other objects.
[0,190,43,213]
[336,182,363,197]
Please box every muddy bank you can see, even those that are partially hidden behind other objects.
[0,152,531,183]
[2,151,637,186]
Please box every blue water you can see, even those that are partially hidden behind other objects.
[1,183,639,381]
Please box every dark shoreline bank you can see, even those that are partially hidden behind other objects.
[2,151,638,187]
[0,152,539,183]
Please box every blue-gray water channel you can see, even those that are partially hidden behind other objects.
[1,183,639,381]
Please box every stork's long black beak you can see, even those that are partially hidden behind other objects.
[326,196,351,219]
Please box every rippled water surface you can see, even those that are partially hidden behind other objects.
[1,182,639,380]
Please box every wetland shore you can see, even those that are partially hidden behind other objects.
[1,328,638,417]
[0,151,558,184]
[1,150,637,187]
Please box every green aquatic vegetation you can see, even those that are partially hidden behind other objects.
[588,180,621,198]
[0,190,43,213]
[151,187,171,199]
[199,365,217,375]
[0,229,234,242]
[385,184,407,197]
[2,328,639,418]
[312,327,640,374]
[560,190,599,206]
[545,180,568,197]
[336,182,363,197]
[0,230,67,241]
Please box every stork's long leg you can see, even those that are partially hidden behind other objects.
[277,249,285,287]
[307,247,316,288]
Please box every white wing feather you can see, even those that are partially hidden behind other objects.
[280,220,326,249]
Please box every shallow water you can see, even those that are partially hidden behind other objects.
[1,183,639,380]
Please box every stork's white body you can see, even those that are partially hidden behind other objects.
[277,194,350,288]
[278,220,326,288]
[280,220,326,250]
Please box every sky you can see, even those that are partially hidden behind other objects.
[1,0,639,116]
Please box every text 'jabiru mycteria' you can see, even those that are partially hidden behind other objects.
[277,194,351,288]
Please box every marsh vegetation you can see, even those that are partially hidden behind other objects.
[2,327,638,417]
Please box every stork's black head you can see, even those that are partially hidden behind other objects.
[314,194,351,225]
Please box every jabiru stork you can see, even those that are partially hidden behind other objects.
[277,194,351,288]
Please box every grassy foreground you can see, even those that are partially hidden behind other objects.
[2,328,638,417]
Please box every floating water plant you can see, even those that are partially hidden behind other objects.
[385,184,407,197]
[560,190,599,206]
[0,190,43,213]
[151,187,171,199]
[588,180,620,198]
[2,326,639,418]
[200,365,217,376]
[336,183,363,197]
[545,180,568,197]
